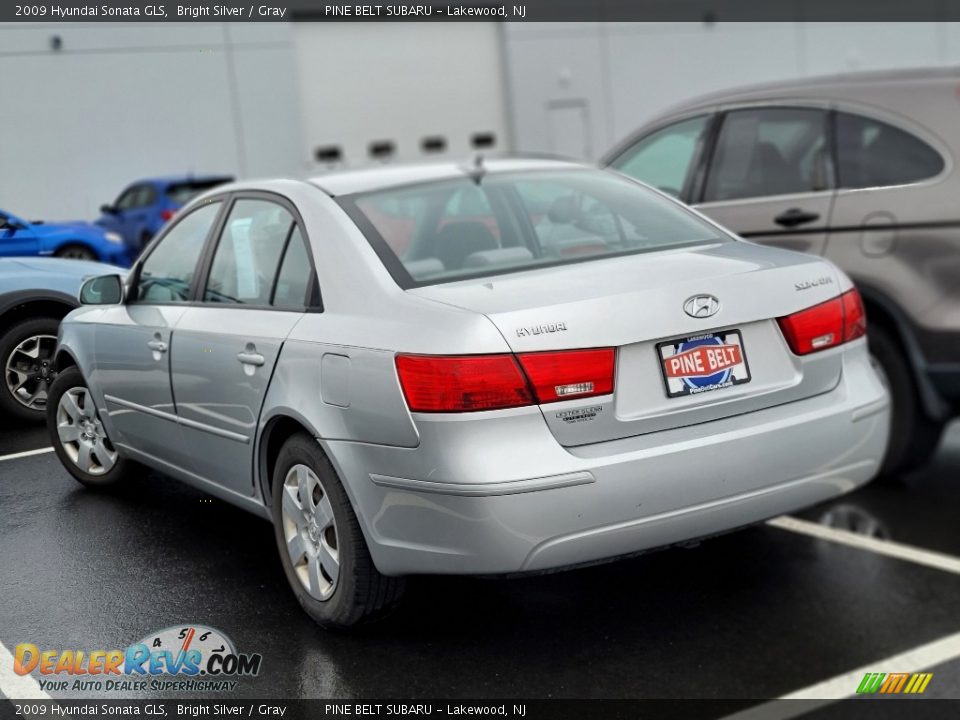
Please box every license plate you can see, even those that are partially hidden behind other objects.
[657,330,752,399]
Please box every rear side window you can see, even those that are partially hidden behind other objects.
[704,108,829,202]
[136,202,220,303]
[205,200,293,305]
[345,169,724,287]
[610,115,709,199]
[272,227,314,310]
[835,112,944,189]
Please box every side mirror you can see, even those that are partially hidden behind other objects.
[80,274,124,305]
[100,204,119,215]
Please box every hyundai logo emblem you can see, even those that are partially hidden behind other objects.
[683,294,721,318]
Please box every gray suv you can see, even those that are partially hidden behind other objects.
[604,67,960,477]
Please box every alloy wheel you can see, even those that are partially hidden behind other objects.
[5,334,58,410]
[55,387,118,476]
[281,464,340,600]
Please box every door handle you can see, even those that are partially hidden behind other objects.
[146,339,167,353]
[237,351,265,367]
[774,208,820,228]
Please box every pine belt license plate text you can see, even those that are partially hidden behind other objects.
[657,330,751,398]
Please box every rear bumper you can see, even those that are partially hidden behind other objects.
[324,341,890,576]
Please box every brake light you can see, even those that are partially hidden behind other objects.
[517,348,615,403]
[777,289,867,355]
[395,354,533,412]
[160,209,176,222]
[395,348,616,412]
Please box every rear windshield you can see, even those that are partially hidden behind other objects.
[340,169,726,287]
[167,178,233,205]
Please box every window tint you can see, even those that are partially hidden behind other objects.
[116,185,156,210]
[348,169,723,286]
[611,115,709,198]
[272,227,313,310]
[835,112,944,189]
[704,108,829,202]
[204,200,294,305]
[136,202,220,303]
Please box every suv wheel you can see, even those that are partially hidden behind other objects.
[55,245,97,261]
[869,325,944,480]
[0,316,60,423]
[271,433,405,628]
[47,366,130,487]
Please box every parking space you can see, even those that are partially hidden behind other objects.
[1,424,958,702]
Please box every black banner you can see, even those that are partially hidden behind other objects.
[4,0,960,23]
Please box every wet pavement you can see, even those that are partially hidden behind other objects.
[0,423,958,702]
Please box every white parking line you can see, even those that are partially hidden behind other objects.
[768,515,960,575]
[719,629,960,719]
[0,447,54,463]
[0,641,50,700]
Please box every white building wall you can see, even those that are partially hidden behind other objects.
[292,23,511,172]
[0,22,304,219]
[503,22,960,161]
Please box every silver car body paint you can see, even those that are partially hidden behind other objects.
[57,161,890,576]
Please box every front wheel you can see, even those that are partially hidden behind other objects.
[869,325,944,481]
[55,245,97,261]
[47,366,130,487]
[271,433,405,628]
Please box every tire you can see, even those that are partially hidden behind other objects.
[46,366,130,488]
[271,433,405,628]
[55,244,97,261]
[0,316,60,423]
[869,324,944,480]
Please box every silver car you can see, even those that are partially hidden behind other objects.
[47,160,890,628]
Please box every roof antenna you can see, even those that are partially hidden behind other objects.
[464,152,486,185]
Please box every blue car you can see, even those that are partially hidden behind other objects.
[0,209,129,266]
[0,256,122,423]
[95,175,233,254]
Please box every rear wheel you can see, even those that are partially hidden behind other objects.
[47,366,130,488]
[0,316,59,422]
[271,433,405,628]
[869,324,944,481]
[55,244,96,261]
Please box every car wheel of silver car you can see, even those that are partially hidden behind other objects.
[271,432,405,628]
[0,316,61,424]
[869,325,944,481]
[46,366,130,488]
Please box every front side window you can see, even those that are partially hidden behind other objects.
[835,112,944,189]
[704,108,829,202]
[610,115,709,199]
[204,200,294,305]
[136,202,220,303]
[346,169,724,287]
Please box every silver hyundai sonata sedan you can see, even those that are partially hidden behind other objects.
[47,159,890,628]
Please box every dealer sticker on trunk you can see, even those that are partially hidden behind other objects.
[657,330,752,398]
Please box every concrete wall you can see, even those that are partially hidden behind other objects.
[503,22,960,161]
[0,22,304,219]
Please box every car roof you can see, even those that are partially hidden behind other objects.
[308,157,585,196]
[663,65,960,116]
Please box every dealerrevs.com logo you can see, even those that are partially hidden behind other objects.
[13,625,262,693]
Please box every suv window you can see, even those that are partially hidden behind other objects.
[610,115,709,199]
[835,112,944,189]
[116,185,156,210]
[136,202,221,303]
[704,108,829,202]
[204,200,294,306]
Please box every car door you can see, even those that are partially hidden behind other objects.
[694,106,835,255]
[0,213,39,256]
[168,195,316,496]
[91,200,224,471]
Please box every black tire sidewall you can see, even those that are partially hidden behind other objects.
[46,366,127,487]
[56,245,96,261]
[0,316,60,423]
[270,434,365,628]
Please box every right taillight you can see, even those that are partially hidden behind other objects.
[777,288,867,355]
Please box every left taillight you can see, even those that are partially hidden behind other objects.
[777,288,867,356]
[395,348,615,413]
[160,209,176,222]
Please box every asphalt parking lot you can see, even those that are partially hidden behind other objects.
[1,420,959,707]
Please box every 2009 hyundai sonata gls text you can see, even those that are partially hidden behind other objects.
[47,159,890,627]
